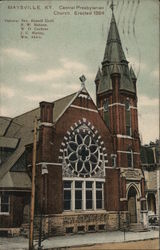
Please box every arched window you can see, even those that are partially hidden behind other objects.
[61,121,106,211]
[125,100,131,136]
[103,99,109,128]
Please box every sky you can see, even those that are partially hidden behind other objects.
[0,0,159,144]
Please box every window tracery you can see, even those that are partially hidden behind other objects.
[59,119,107,178]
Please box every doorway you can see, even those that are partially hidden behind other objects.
[128,186,137,223]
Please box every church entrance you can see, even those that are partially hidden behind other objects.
[128,186,137,223]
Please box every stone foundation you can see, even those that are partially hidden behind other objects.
[119,211,130,229]
[35,210,130,236]
[0,228,20,237]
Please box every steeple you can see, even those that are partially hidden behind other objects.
[95,7,136,95]
[103,12,127,64]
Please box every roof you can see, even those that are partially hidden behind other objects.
[53,92,77,122]
[0,91,77,186]
[0,172,31,190]
[0,136,19,149]
[130,66,137,80]
[103,13,126,63]
[98,73,112,93]
[0,117,11,136]
[97,12,136,94]
[95,68,102,82]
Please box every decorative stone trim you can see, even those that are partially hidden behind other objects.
[58,119,108,178]
[70,105,98,113]
[117,134,133,139]
[120,198,127,201]
[117,150,140,155]
[78,93,91,99]
[109,103,125,107]
[40,122,53,127]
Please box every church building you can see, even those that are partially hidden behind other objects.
[0,8,149,237]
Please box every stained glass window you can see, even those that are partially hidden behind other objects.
[67,132,100,177]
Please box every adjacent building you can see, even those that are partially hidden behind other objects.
[141,140,160,224]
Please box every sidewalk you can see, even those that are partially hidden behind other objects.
[0,229,159,250]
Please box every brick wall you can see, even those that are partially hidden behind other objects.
[0,192,30,228]
[105,168,120,211]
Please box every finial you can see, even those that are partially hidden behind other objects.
[110,0,115,13]
[79,75,86,88]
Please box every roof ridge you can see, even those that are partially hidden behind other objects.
[13,91,78,120]
[53,91,78,103]
[14,107,40,119]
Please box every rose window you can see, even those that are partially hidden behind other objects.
[60,121,107,178]
[66,132,100,177]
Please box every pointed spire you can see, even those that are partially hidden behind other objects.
[130,66,137,80]
[110,0,115,13]
[97,6,136,95]
[103,12,127,64]
[95,67,102,82]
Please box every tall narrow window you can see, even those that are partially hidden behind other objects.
[127,149,133,168]
[125,101,131,136]
[103,100,110,128]
[75,181,82,209]
[86,182,93,209]
[111,155,117,167]
[96,182,103,209]
[64,181,72,210]
[0,193,10,214]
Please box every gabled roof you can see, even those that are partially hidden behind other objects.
[0,91,78,184]
[53,92,77,122]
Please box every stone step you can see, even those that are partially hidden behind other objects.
[20,223,42,239]
[129,223,148,232]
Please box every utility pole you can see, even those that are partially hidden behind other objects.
[29,117,37,250]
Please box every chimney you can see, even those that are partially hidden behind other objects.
[39,101,54,162]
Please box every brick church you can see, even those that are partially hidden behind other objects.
[0,9,150,236]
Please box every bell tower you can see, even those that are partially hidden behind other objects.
[95,9,140,170]
[95,3,148,227]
